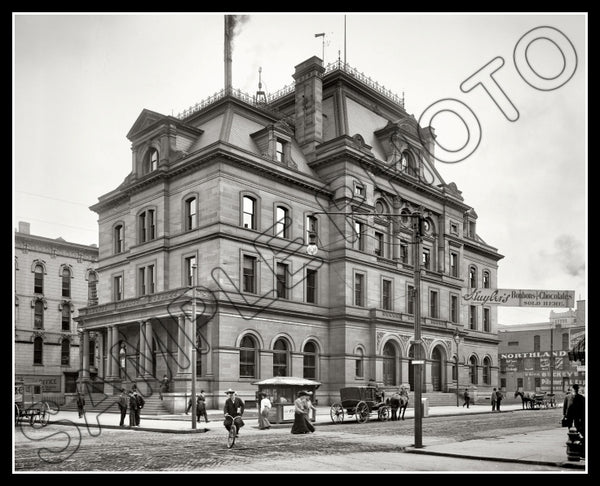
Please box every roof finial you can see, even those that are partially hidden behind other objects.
[255,66,266,104]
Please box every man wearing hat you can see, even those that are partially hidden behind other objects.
[223,388,245,435]
[565,384,585,439]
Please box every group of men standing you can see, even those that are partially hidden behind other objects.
[117,385,145,427]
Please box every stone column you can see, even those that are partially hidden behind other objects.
[81,330,90,381]
[111,325,120,379]
[138,321,145,377]
[144,320,154,378]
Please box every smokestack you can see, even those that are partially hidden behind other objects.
[224,16,232,94]
[18,221,30,234]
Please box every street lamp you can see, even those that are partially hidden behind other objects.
[453,329,460,407]
[191,263,197,430]
[306,210,426,448]
[549,322,554,396]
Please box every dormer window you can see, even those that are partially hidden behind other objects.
[275,140,285,163]
[144,148,159,174]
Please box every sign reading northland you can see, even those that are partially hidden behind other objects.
[462,289,575,307]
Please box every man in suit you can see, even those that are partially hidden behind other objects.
[223,388,245,436]
[117,388,128,427]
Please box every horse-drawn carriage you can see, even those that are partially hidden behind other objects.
[514,390,557,410]
[14,380,51,427]
[330,386,391,423]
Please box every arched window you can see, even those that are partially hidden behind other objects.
[469,356,478,385]
[239,335,257,378]
[383,342,396,386]
[355,348,364,378]
[242,196,256,230]
[34,264,44,294]
[469,266,477,288]
[34,300,44,329]
[88,271,98,306]
[138,209,156,243]
[275,206,290,238]
[272,338,289,377]
[62,267,71,298]
[482,357,491,385]
[482,271,490,288]
[33,337,43,365]
[114,224,124,254]
[61,339,70,366]
[144,148,159,174]
[303,341,317,379]
[184,197,197,231]
[62,303,71,331]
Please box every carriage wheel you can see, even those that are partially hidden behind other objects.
[330,403,344,424]
[378,406,390,421]
[355,401,370,424]
[14,404,20,426]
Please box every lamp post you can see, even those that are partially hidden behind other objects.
[307,209,426,448]
[550,322,554,396]
[453,329,460,407]
[191,264,197,430]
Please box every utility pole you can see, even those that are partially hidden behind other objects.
[191,264,197,429]
[413,213,424,448]
[550,323,554,396]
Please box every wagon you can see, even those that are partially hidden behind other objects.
[330,386,391,424]
[14,380,51,427]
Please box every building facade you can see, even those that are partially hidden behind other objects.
[498,300,586,394]
[77,56,504,410]
[14,222,99,399]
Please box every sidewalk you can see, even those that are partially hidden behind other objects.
[40,403,585,471]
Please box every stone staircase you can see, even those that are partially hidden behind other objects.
[61,391,170,415]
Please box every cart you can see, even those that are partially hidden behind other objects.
[330,386,391,424]
[14,380,51,427]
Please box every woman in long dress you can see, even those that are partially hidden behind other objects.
[291,391,315,434]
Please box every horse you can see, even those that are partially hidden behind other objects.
[514,390,537,409]
[388,387,409,420]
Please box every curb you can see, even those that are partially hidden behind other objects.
[404,448,586,470]
[49,420,208,434]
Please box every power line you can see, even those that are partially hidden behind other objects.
[15,190,92,207]
[14,216,97,233]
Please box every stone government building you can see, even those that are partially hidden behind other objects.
[76,55,504,411]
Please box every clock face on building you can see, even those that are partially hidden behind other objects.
[423,220,430,232]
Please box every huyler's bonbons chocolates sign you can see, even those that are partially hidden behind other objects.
[462,289,575,307]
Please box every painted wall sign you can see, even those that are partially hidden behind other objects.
[500,350,567,359]
[462,289,575,307]
[15,374,61,392]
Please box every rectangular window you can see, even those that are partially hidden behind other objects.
[469,305,477,330]
[139,267,146,295]
[562,333,569,350]
[61,342,70,366]
[534,377,541,388]
[34,272,43,294]
[450,252,458,277]
[355,357,363,378]
[243,255,257,294]
[354,273,364,307]
[114,275,123,301]
[450,222,459,235]
[306,215,318,244]
[430,290,439,318]
[382,279,392,310]
[148,210,155,240]
[276,263,289,299]
[62,272,71,298]
[422,248,430,270]
[534,358,541,371]
[61,305,70,331]
[185,198,197,231]
[140,212,147,243]
[407,285,414,315]
[483,307,490,332]
[450,294,459,323]
[354,221,365,251]
[185,256,196,286]
[400,241,408,264]
[500,378,506,389]
[147,264,155,294]
[375,231,384,257]
[517,377,523,388]
[533,335,541,352]
[275,140,285,162]
[115,226,124,253]
[306,269,317,304]
[508,341,519,346]
[354,184,365,197]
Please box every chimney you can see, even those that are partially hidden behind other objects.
[18,221,30,234]
[293,56,325,160]
[224,16,232,94]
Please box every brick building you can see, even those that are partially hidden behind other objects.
[14,221,98,398]
[76,56,504,411]
[498,300,586,394]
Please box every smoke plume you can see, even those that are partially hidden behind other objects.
[554,234,585,277]
[225,15,250,52]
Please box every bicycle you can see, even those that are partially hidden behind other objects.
[224,414,244,449]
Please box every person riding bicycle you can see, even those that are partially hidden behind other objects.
[223,388,245,436]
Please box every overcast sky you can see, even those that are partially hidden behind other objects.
[13,12,587,325]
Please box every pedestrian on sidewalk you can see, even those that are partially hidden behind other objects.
[117,388,128,427]
[565,384,584,437]
[76,392,86,418]
[197,390,209,423]
[491,388,497,411]
[128,390,138,427]
[291,390,315,434]
[495,389,504,412]
[159,374,169,400]
[258,392,272,430]
[462,388,471,408]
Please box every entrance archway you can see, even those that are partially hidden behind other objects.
[431,347,443,391]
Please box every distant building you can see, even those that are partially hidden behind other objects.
[497,300,586,394]
[76,56,504,410]
[14,221,98,397]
